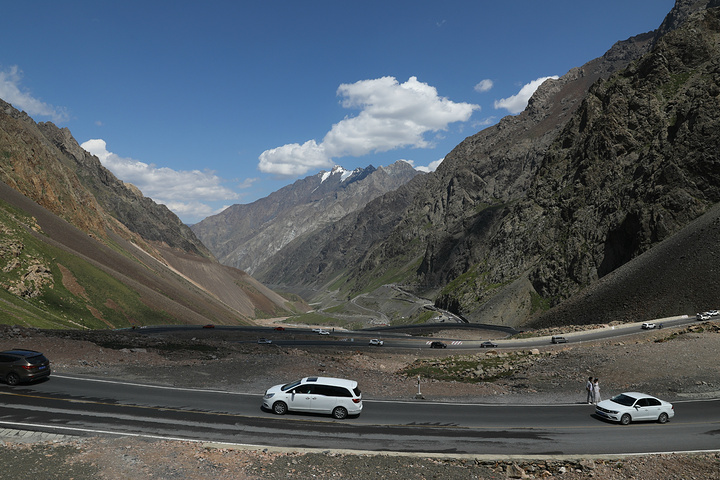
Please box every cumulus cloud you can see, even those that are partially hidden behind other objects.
[474,79,494,93]
[403,157,444,173]
[258,76,479,176]
[81,139,240,221]
[494,76,559,114]
[258,140,330,176]
[0,65,69,123]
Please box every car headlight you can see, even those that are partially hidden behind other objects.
[263,393,275,399]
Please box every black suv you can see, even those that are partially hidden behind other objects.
[429,341,447,349]
[0,349,51,385]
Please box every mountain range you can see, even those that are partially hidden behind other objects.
[1,0,718,331]
[225,0,720,328]
[191,162,420,275]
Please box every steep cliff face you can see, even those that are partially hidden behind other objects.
[257,0,720,327]
[452,5,720,324]
[524,7,720,296]
[425,3,720,325]
[193,161,420,274]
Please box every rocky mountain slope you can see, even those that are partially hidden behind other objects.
[192,162,420,274]
[500,8,720,327]
[256,0,720,328]
[1,101,210,259]
[0,100,304,328]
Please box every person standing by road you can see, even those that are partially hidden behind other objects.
[593,378,601,404]
[586,376,594,404]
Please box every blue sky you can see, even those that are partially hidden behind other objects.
[1,1,674,224]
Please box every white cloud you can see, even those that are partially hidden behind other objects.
[494,76,559,114]
[237,177,258,189]
[258,76,479,176]
[474,79,493,93]
[410,157,444,173]
[473,117,498,128]
[81,139,240,222]
[258,139,331,176]
[0,65,69,123]
[159,201,219,222]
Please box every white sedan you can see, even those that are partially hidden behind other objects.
[368,339,384,346]
[595,392,674,425]
[641,323,656,329]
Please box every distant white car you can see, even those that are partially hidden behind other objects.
[641,323,656,329]
[257,338,272,344]
[595,392,674,425]
[697,313,711,321]
[707,310,719,317]
[368,339,383,346]
[317,329,330,335]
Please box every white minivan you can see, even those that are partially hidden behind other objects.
[262,376,362,419]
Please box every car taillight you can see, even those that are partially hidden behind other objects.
[352,398,361,403]
[21,365,34,370]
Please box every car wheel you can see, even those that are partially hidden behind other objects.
[658,412,669,424]
[620,413,631,425]
[272,401,288,415]
[5,372,20,386]
[332,406,348,419]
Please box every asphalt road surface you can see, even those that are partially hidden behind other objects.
[133,315,700,350]
[1,375,718,455]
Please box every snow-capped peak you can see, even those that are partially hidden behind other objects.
[320,165,353,183]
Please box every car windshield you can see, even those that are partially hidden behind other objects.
[610,393,637,406]
[281,379,302,391]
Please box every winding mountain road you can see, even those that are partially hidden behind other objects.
[1,375,718,456]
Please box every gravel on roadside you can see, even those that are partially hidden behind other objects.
[1,436,719,480]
